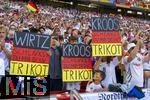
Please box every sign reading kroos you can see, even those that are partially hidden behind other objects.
[63,44,91,57]
[92,17,122,56]
[62,44,92,82]
[10,32,50,76]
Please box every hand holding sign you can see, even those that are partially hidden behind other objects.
[62,44,92,82]
[55,40,60,47]
[47,50,52,56]
[92,17,122,56]
[10,32,50,77]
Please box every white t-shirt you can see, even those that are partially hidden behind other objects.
[99,57,120,89]
[86,82,102,93]
[66,82,81,91]
[44,28,52,35]
[0,58,5,75]
[0,43,11,72]
[123,53,144,87]
[144,61,150,88]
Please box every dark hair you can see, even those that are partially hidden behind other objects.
[131,40,137,45]
[78,31,81,35]
[95,70,106,81]
[69,35,77,42]
[39,27,45,31]
[106,56,113,64]
[64,32,69,35]
[30,27,38,33]
[102,56,112,64]
[58,35,64,41]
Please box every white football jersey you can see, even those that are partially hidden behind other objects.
[86,82,102,93]
[0,43,11,72]
[99,57,120,89]
[123,53,144,87]
[66,82,81,91]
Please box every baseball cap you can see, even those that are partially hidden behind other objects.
[127,43,136,51]
[28,22,32,25]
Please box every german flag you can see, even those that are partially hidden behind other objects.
[27,0,39,13]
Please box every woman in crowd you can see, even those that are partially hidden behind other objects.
[0,25,12,75]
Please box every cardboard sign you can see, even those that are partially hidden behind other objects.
[92,31,121,43]
[13,33,50,50]
[10,61,49,76]
[92,44,122,56]
[63,44,92,58]
[62,44,92,82]
[10,32,50,76]
[92,17,119,31]
[92,17,122,56]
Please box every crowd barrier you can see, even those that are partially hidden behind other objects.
[48,89,150,100]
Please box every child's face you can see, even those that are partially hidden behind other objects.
[93,72,102,82]
[0,29,7,41]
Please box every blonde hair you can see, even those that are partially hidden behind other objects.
[0,25,9,35]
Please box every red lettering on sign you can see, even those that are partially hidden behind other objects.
[62,58,92,69]
[11,47,49,64]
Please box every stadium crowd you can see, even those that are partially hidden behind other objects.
[0,0,150,93]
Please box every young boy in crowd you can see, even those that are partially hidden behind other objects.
[86,70,106,93]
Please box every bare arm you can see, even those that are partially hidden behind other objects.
[94,57,102,71]
[144,48,150,63]
[3,47,12,60]
[127,40,142,62]
[127,45,139,62]
[47,49,52,56]
[1,41,11,60]
[144,71,150,78]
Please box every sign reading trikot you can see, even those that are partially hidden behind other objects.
[62,44,92,82]
[92,17,122,56]
[10,32,50,76]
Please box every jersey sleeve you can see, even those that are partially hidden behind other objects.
[86,81,92,92]
[123,56,128,65]
[99,63,104,71]
[112,57,120,67]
